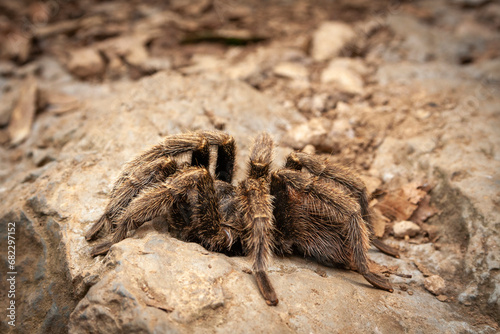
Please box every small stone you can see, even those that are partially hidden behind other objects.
[437,295,448,302]
[284,117,331,150]
[311,21,356,61]
[393,220,421,238]
[273,62,309,80]
[415,109,431,120]
[321,58,365,95]
[424,275,446,295]
[66,48,105,79]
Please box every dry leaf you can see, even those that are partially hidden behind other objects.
[29,2,50,25]
[375,189,418,221]
[421,223,440,242]
[414,261,433,277]
[371,206,388,238]
[3,31,31,63]
[360,174,382,196]
[401,182,427,205]
[7,76,37,145]
[38,89,81,115]
[375,182,431,222]
[410,195,439,224]
[34,19,82,38]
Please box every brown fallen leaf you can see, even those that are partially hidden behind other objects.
[421,223,440,242]
[360,174,382,196]
[38,89,81,115]
[409,195,439,224]
[369,261,399,276]
[3,31,32,63]
[375,182,432,222]
[7,76,37,145]
[375,189,418,221]
[370,204,389,238]
[0,82,19,126]
[29,2,50,25]
[414,261,434,277]
[34,19,82,39]
[401,182,427,205]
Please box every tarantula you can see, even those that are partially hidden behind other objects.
[86,130,396,306]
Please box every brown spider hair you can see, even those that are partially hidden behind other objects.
[86,131,394,306]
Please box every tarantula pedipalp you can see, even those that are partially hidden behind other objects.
[86,130,395,306]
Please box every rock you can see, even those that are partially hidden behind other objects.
[65,48,105,79]
[425,275,446,296]
[69,229,486,334]
[321,66,363,95]
[273,61,309,80]
[0,211,76,334]
[370,58,500,321]
[393,220,421,238]
[296,93,331,116]
[437,295,448,302]
[310,21,356,61]
[321,58,368,94]
[283,117,330,150]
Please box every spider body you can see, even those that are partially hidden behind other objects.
[87,131,394,306]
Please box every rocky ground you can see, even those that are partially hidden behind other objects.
[0,0,499,333]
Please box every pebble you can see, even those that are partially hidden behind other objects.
[311,21,356,61]
[393,220,421,238]
[273,62,309,80]
[321,58,367,95]
[424,275,446,295]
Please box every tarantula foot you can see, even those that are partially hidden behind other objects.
[90,241,113,257]
[255,271,279,306]
[372,239,400,258]
[85,215,108,241]
[363,272,393,293]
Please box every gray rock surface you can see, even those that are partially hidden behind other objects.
[70,229,488,334]
[370,58,500,318]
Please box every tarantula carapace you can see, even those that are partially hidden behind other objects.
[86,130,396,306]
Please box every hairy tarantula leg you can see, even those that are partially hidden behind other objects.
[285,152,371,220]
[285,152,399,258]
[85,156,178,241]
[238,133,278,306]
[91,168,231,256]
[202,131,236,183]
[191,138,210,168]
[273,169,393,293]
[372,239,400,258]
[90,183,175,256]
[347,212,393,293]
[248,132,273,179]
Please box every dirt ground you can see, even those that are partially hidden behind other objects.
[0,0,499,333]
